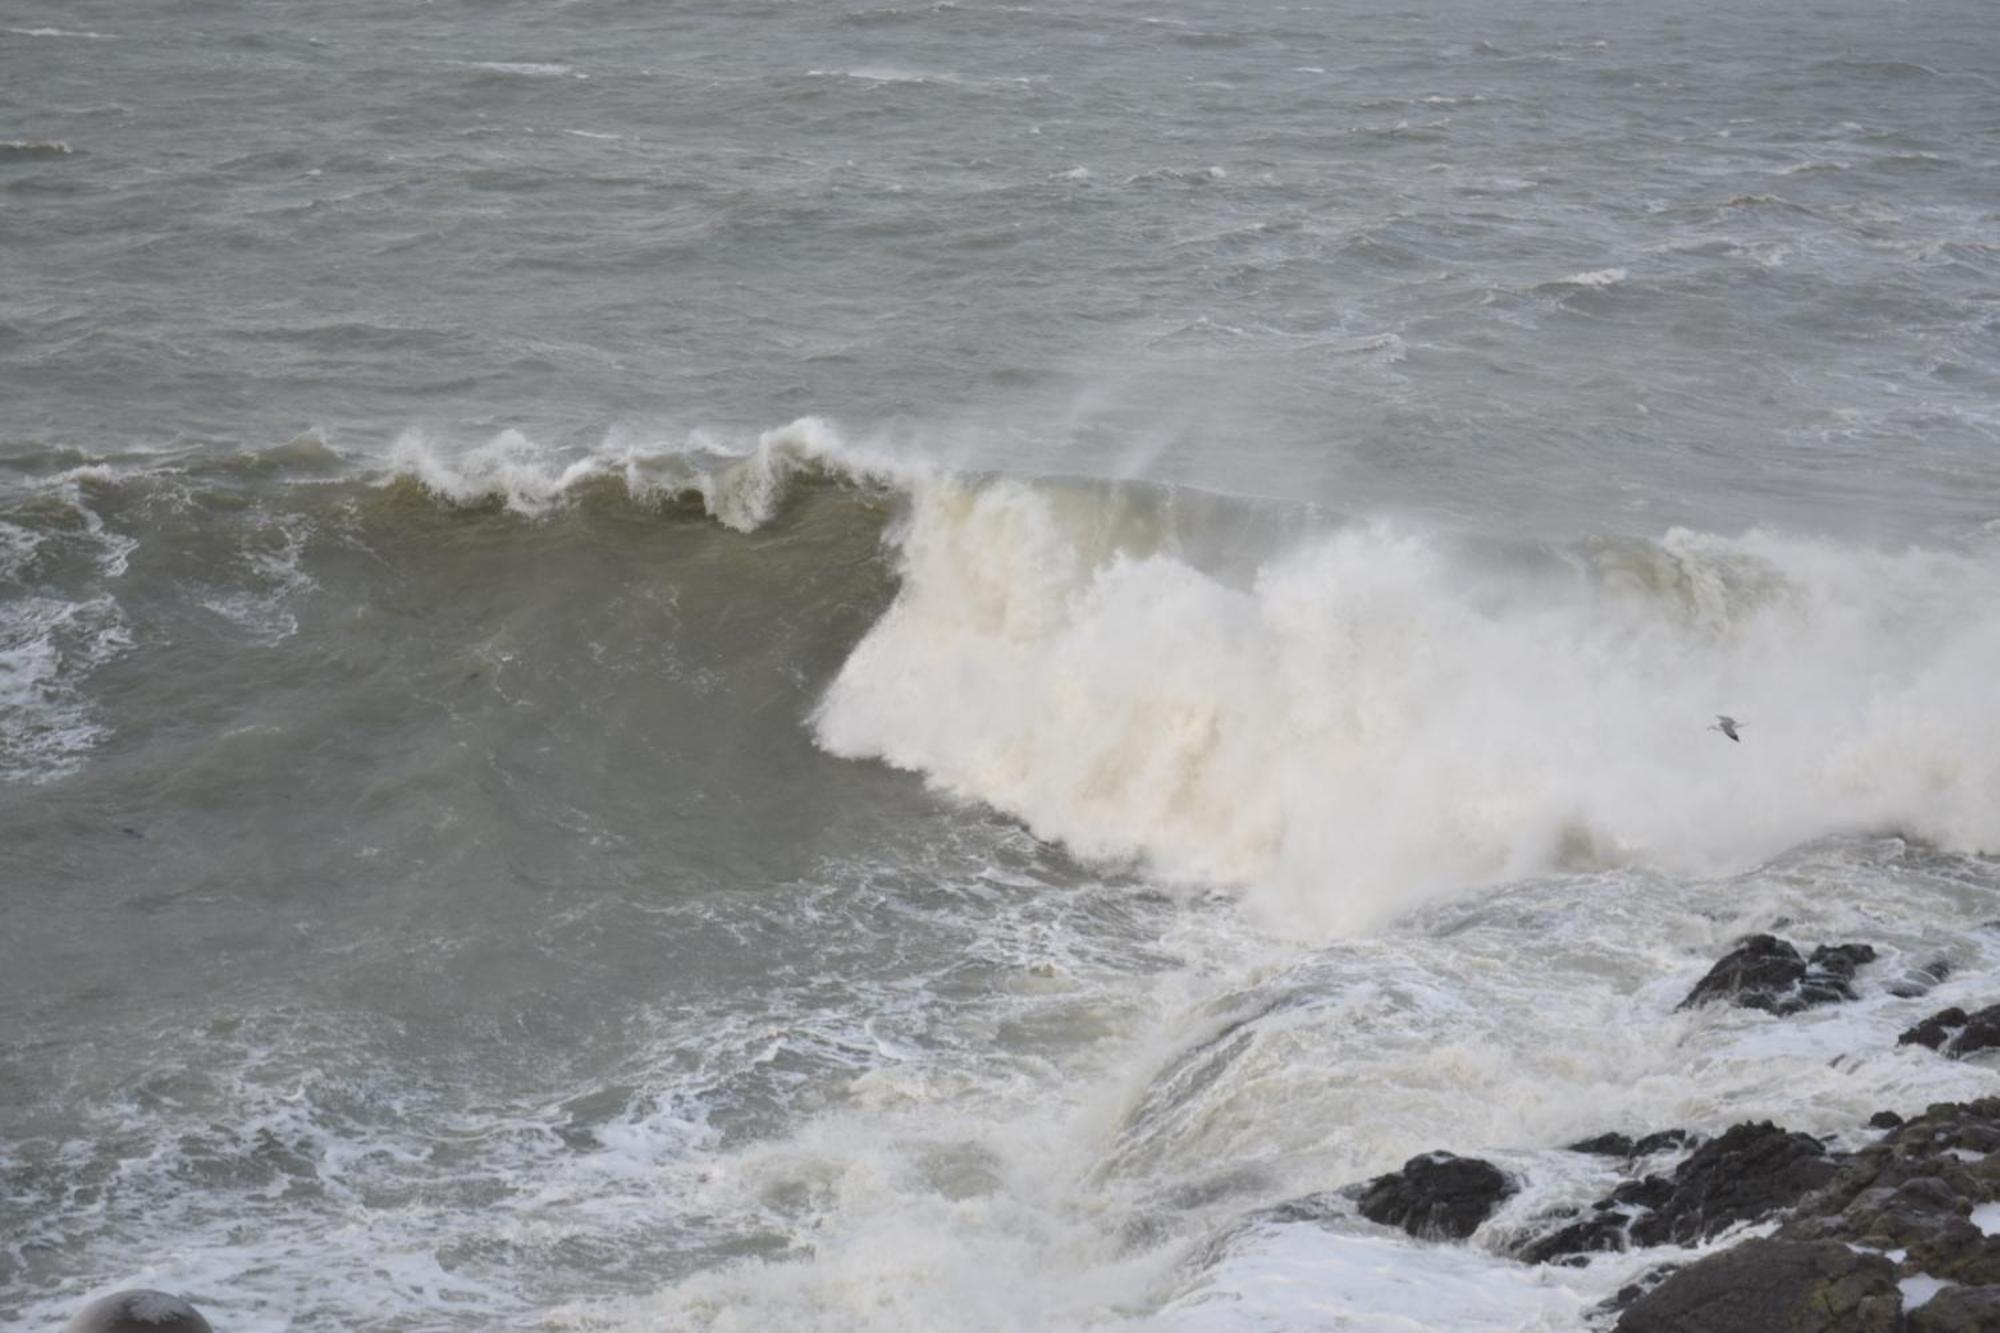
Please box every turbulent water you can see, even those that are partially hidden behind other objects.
[4,1,1999,1329]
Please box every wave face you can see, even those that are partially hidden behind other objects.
[368,419,2000,930]
[809,448,2000,932]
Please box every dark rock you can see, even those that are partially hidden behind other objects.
[67,1292,214,1333]
[1355,1152,1516,1240]
[1521,1123,1831,1263]
[1604,1265,1680,1314]
[1869,1110,1905,1130]
[1907,1284,2000,1333]
[1678,934,1877,1015]
[1613,1239,1900,1333]
[1633,1129,1698,1157]
[1899,1004,2000,1059]
[1566,1129,1696,1159]
[1568,1131,1637,1157]
[1626,1121,1837,1247]
[1518,1207,1632,1265]
[1780,1099,2000,1285]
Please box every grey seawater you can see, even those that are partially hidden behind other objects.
[4,0,2000,1329]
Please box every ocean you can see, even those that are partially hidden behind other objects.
[3,0,1998,1328]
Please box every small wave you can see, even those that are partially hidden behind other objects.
[459,60,574,77]
[1550,267,1627,289]
[807,65,958,85]
[0,140,73,161]
[1125,165,1227,186]
[380,417,911,533]
[5,26,114,38]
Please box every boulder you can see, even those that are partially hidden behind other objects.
[1355,1152,1516,1240]
[1613,1239,1900,1333]
[1899,1005,2000,1059]
[1678,935,1877,1015]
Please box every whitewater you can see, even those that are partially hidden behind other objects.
[5,0,1999,1330]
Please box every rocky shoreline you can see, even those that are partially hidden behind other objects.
[1274,932,2000,1331]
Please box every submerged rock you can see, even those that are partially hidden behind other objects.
[1355,1151,1516,1240]
[67,1292,213,1333]
[1612,1239,1900,1333]
[1887,958,1953,999]
[1678,934,1878,1015]
[1898,1004,2000,1059]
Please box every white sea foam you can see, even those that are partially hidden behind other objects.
[1554,266,1628,287]
[598,835,2000,1333]
[0,594,131,782]
[815,470,2000,934]
[461,60,574,77]
[5,26,114,38]
[198,517,317,644]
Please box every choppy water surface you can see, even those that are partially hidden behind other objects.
[3,1,1998,1329]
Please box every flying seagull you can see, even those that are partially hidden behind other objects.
[1709,715,1744,742]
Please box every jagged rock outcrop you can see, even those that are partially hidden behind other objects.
[1781,1099,2000,1285]
[1519,1121,1836,1263]
[1678,934,1877,1015]
[1898,1004,2000,1059]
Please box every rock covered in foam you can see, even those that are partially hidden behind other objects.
[1676,933,1877,1015]
[1354,1152,1516,1241]
[1899,1004,2000,1058]
[66,1291,213,1333]
[1611,1239,1901,1333]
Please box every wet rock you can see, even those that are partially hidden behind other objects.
[1355,1151,1516,1240]
[67,1292,213,1333]
[1627,1121,1837,1246]
[1907,1284,2000,1333]
[1677,934,1878,1015]
[1781,1099,2000,1282]
[1521,1122,1834,1263]
[1869,1110,1905,1130]
[1254,1190,1346,1227]
[1612,1239,1900,1333]
[1566,1129,1696,1159]
[1899,1004,2000,1059]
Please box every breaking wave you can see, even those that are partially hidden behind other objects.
[385,419,2000,934]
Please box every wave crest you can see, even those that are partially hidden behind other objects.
[382,417,906,532]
